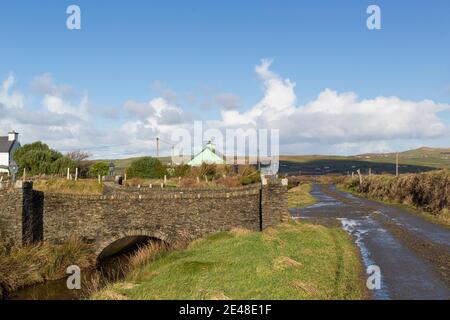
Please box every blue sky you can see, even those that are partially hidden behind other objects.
[1,0,449,158]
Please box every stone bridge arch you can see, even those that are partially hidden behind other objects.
[0,181,288,251]
[95,229,173,259]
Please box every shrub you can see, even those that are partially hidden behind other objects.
[238,165,261,185]
[50,156,76,175]
[172,164,191,177]
[127,157,166,179]
[345,170,450,214]
[90,162,110,177]
[13,141,64,176]
[188,163,217,180]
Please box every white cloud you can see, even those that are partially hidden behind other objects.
[1,61,449,158]
[0,74,24,110]
[215,59,450,154]
[0,74,98,154]
[68,60,450,156]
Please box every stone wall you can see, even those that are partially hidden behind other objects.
[0,182,35,245]
[261,182,289,229]
[0,187,23,245]
[1,181,288,255]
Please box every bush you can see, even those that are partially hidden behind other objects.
[13,142,64,176]
[90,162,109,177]
[50,156,76,175]
[172,164,191,177]
[238,165,261,185]
[188,163,218,180]
[344,170,450,214]
[127,157,166,179]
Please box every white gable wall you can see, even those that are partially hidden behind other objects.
[0,140,20,173]
[0,152,9,173]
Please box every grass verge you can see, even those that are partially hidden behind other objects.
[288,184,317,209]
[91,221,365,300]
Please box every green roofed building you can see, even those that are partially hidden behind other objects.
[187,141,225,166]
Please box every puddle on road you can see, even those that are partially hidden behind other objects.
[338,217,391,300]
[292,184,450,299]
[305,201,343,209]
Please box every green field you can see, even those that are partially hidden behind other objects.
[91,221,365,300]
[281,147,450,169]
[279,147,450,175]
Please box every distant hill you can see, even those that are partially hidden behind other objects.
[279,147,450,175]
[99,147,449,176]
[356,147,450,169]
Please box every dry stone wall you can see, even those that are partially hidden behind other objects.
[0,181,288,255]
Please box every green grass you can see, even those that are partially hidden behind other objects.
[91,222,366,300]
[288,184,317,209]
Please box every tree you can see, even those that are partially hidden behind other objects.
[66,150,91,163]
[89,162,109,177]
[127,157,166,179]
[66,150,92,178]
[50,157,76,175]
[13,142,64,176]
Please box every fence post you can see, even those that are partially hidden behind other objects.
[357,169,362,185]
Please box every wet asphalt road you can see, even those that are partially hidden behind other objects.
[290,184,450,300]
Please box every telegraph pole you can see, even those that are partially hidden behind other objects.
[156,137,160,158]
[396,152,399,177]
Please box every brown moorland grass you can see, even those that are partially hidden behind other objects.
[342,170,450,225]
[33,178,103,195]
[0,237,95,297]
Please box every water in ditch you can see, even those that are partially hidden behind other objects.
[4,237,158,300]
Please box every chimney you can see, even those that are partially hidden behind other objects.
[206,141,216,153]
[8,131,18,142]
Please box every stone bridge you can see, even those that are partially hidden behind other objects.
[0,181,287,258]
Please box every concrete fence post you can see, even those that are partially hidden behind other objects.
[357,169,362,185]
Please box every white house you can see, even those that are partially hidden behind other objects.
[187,141,225,166]
[0,131,21,174]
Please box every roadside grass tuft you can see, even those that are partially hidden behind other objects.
[288,184,317,209]
[91,221,365,300]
